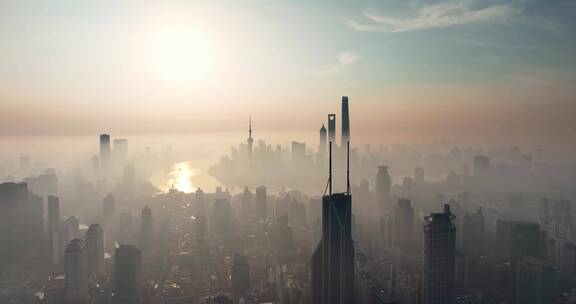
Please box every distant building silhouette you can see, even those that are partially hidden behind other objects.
[139,206,152,252]
[319,124,327,156]
[462,207,485,258]
[47,195,60,232]
[376,166,391,215]
[473,155,490,178]
[231,253,251,302]
[422,204,456,304]
[255,186,267,222]
[103,193,115,219]
[113,138,128,163]
[394,198,415,250]
[85,224,104,276]
[100,134,111,170]
[66,216,80,240]
[65,239,88,303]
[240,186,253,226]
[195,187,206,216]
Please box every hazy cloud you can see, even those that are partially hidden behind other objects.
[347,1,519,32]
[337,52,357,65]
[307,51,358,76]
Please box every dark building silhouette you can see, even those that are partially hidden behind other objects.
[231,253,251,302]
[113,244,142,304]
[414,166,425,184]
[100,134,111,170]
[462,207,485,257]
[47,195,60,232]
[341,96,350,145]
[510,222,540,262]
[473,155,490,178]
[276,214,295,263]
[394,198,415,250]
[328,114,336,144]
[240,186,253,226]
[65,238,88,302]
[515,257,555,304]
[139,206,153,252]
[376,166,391,215]
[539,198,551,224]
[311,142,354,304]
[103,193,115,219]
[195,187,206,216]
[85,224,104,276]
[211,199,236,236]
[66,216,80,240]
[422,204,456,304]
[255,186,267,222]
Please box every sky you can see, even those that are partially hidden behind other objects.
[0,0,575,146]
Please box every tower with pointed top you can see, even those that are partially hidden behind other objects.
[247,116,254,164]
[319,124,327,156]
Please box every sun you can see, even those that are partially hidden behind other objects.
[138,22,221,87]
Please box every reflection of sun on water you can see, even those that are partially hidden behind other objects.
[169,162,197,193]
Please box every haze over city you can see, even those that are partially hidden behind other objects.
[1,1,575,304]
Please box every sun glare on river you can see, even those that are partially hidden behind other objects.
[168,162,197,193]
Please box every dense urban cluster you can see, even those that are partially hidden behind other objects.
[1,97,575,304]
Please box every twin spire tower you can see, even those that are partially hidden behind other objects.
[311,96,354,304]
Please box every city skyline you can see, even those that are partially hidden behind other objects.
[1,1,575,304]
[0,1,575,148]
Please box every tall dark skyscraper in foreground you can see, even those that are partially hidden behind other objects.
[422,204,456,304]
[99,134,111,169]
[113,244,142,304]
[341,96,350,145]
[311,142,354,304]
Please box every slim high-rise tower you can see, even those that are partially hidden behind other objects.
[395,198,415,250]
[247,116,254,164]
[319,124,327,156]
[255,186,267,222]
[422,204,456,304]
[328,114,336,144]
[376,166,391,215]
[47,195,60,232]
[311,142,354,304]
[231,253,251,302]
[99,134,111,170]
[65,239,88,302]
[85,224,105,276]
[341,96,350,145]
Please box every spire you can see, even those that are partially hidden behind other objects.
[347,141,350,195]
[329,141,332,195]
[249,115,252,140]
[247,115,253,164]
